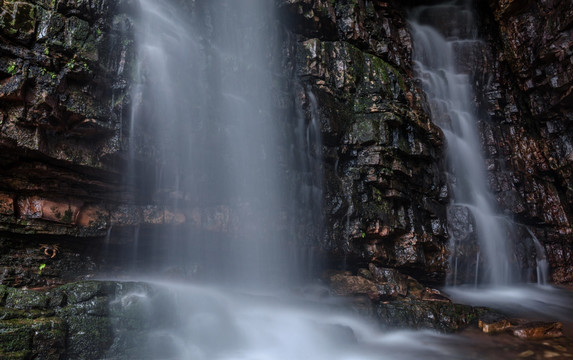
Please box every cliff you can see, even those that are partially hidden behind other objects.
[0,0,571,286]
[477,0,573,283]
[1,0,572,358]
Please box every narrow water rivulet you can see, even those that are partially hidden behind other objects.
[410,1,519,287]
[109,0,573,359]
[409,0,573,343]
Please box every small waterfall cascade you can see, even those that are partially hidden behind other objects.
[527,228,550,286]
[410,1,519,286]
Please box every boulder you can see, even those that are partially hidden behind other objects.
[511,321,563,340]
[478,312,512,334]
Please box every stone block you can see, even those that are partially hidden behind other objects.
[76,205,109,229]
[17,197,82,224]
[511,321,563,339]
[478,312,511,334]
[0,193,14,216]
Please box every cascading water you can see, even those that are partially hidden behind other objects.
[111,1,473,359]
[406,2,573,340]
[102,1,573,358]
[410,1,519,286]
[128,0,292,285]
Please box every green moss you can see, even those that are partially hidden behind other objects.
[0,350,31,360]
[7,63,17,75]
[372,187,382,202]
[0,308,55,321]
[57,281,114,305]
[61,207,74,224]
[366,54,407,93]
[65,316,113,359]
[0,322,32,353]
[5,289,49,310]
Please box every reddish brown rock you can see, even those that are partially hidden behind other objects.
[511,321,563,340]
[142,206,185,225]
[17,197,82,224]
[110,206,142,227]
[421,288,451,303]
[76,205,109,229]
[478,312,512,334]
[329,272,379,299]
[368,263,408,297]
[40,199,82,224]
[0,192,14,215]
[163,209,185,225]
[18,196,43,219]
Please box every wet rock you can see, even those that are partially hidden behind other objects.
[327,266,473,332]
[511,321,563,340]
[478,312,511,334]
[0,193,14,216]
[0,0,141,283]
[421,288,451,303]
[0,235,98,288]
[329,271,379,299]
[0,1,37,45]
[76,204,109,229]
[374,300,477,332]
[283,0,450,284]
[17,196,83,224]
[0,281,155,359]
[5,288,50,310]
[479,0,573,283]
[368,263,409,296]
[517,350,535,358]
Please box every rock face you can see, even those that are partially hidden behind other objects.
[0,0,195,287]
[0,281,140,359]
[0,0,138,286]
[0,0,570,287]
[0,0,572,357]
[0,0,453,286]
[0,280,193,360]
[279,0,450,284]
[473,0,573,283]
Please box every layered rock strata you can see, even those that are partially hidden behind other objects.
[471,0,573,283]
[279,0,450,283]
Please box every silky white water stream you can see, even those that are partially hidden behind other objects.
[410,3,518,286]
[107,280,468,360]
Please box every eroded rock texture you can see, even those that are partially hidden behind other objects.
[0,0,147,287]
[0,0,571,288]
[473,0,573,283]
[279,0,450,284]
[0,280,163,359]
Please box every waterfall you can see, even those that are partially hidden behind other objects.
[527,228,550,286]
[111,1,475,358]
[410,2,518,286]
[128,0,294,286]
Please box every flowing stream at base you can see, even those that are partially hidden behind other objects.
[108,281,467,360]
[116,1,573,359]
